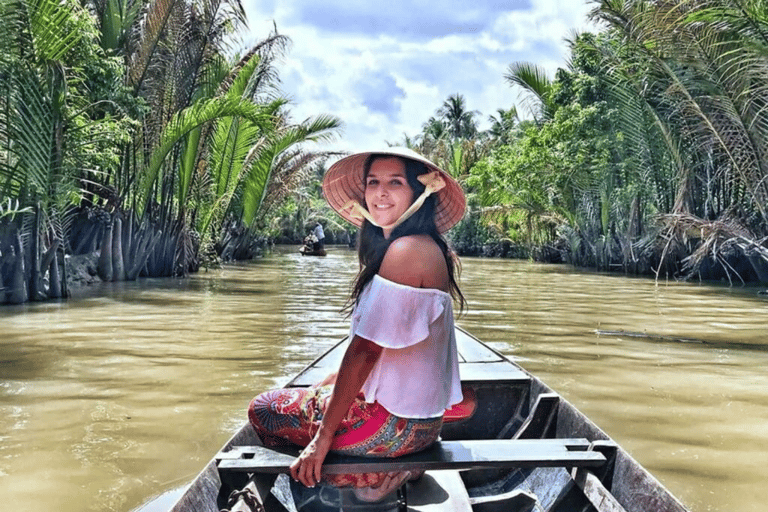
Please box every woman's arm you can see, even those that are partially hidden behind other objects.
[289,334,382,487]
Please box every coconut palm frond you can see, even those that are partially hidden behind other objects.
[239,115,341,226]
[128,0,179,91]
[504,62,554,122]
[3,68,55,199]
[140,96,284,210]
[258,151,324,217]
[593,0,768,223]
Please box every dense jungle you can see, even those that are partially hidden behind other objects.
[2,0,768,305]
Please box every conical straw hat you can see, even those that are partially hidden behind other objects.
[322,147,466,233]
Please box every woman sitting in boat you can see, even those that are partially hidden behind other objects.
[248,147,466,499]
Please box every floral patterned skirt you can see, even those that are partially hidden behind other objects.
[248,385,442,488]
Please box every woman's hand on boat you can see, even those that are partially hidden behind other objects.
[290,433,332,488]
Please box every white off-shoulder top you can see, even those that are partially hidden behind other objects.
[351,274,463,419]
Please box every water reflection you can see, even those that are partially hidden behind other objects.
[0,247,766,512]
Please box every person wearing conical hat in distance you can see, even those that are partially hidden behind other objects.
[248,148,467,501]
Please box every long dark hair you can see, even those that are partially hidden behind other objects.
[347,154,465,313]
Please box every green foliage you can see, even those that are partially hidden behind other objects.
[469,91,620,247]
[259,162,355,245]
[447,197,499,255]
[462,1,768,277]
[0,0,133,210]
[140,95,285,211]
[583,0,768,277]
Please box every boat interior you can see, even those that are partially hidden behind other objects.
[172,328,686,512]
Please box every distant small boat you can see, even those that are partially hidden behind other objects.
[299,235,327,256]
[148,327,690,512]
[299,245,327,256]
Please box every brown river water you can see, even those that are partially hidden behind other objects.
[1,246,767,512]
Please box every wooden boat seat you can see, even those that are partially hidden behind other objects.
[216,438,606,474]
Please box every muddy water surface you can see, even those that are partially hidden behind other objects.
[1,246,766,512]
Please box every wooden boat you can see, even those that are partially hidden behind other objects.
[299,246,327,256]
[151,327,690,512]
[299,235,327,256]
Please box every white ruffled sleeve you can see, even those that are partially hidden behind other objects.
[352,275,447,349]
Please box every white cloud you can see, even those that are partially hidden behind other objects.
[243,0,596,153]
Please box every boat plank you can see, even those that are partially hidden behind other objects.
[217,439,605,474]
[459,361,529,383]
[469,489,537,512]
[169,461,222,512]
[287,327,509,388]
[455,328,504,362]
[286,339,347,387]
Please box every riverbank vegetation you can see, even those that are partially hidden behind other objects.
[393,0,768,285]
[497,0,768,284]
[3,0,768,305]
[0,0,340,304]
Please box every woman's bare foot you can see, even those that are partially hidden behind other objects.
[352,471,411,502]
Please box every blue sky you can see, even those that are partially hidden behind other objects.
[243,0,597,153]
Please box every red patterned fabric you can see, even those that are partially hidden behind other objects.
[443,385,477,423]
[248,385,442,488]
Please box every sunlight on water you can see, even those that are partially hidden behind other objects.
[1,246,766,512]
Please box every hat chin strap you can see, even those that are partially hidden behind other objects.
[341,171,446,232]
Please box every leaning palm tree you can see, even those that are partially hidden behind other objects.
[175,44,342,260]
[504,62,556,124]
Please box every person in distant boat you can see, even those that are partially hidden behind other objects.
[248,148,466,500]
[302,232,317,253]
[312,221,325,251]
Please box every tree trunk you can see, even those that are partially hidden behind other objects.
[29,205,42,301]
[127,225,162,280]
[60,248,69,298]
[112,215,126,281]
[98,220,113,282]
[40,238,60,278]
[123,213,134,269]
[40,238,61,298]
[48,249,62,298]
[9,234,28,304]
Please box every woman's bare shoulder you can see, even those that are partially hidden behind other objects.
[379,235,449,290]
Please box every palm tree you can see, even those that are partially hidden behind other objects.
[136,37,342,262]
[437,93,479,140]
[487,107,519,144]
[88,1,337,273]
